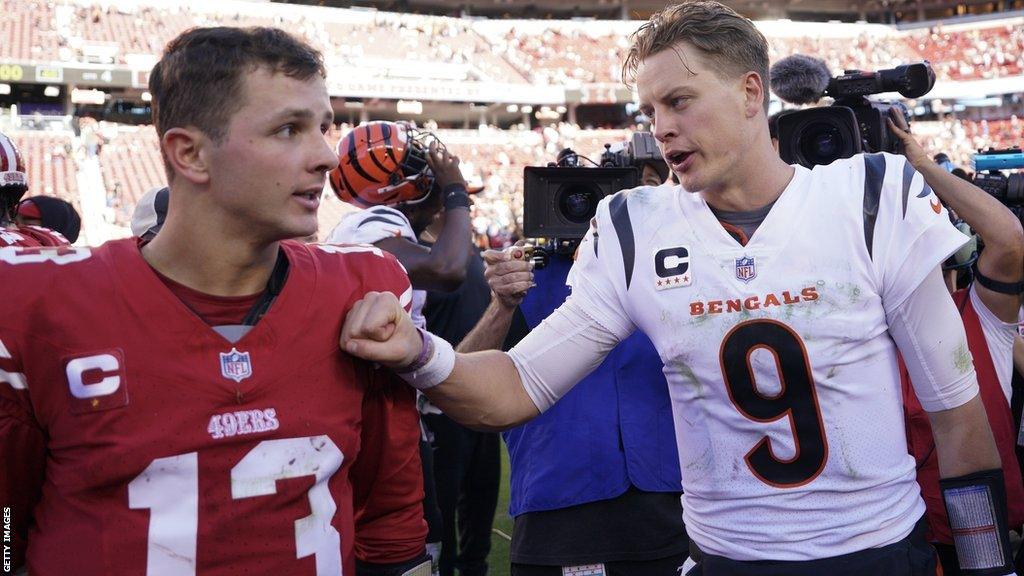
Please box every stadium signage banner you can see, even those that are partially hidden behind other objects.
[0,61,137,89]
[34,65,63,83]
[63,67,132,87]
[0,64,28,83]
[565,84,635,105]
[327,77,564,105]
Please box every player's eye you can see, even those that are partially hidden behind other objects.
[277,124,297,137]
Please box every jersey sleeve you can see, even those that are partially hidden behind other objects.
[350,368,427,564]
[0,229,32,247]
[371,251,414,316]
[22,226,70,247]
[888,266,979,412]
[862,153,969,313]
[0,329,47,570]
[316,244,414,315]
[0,226,71,247]
[326,207,416,246]
[565,193,637,340]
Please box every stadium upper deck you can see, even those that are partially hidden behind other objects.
[1,0,1021,98]
[1,0,1020,244]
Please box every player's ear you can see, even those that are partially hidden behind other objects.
[741,71,764,119]
[161,127,211,185]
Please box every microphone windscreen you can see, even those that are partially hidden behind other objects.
[770,55,832,105]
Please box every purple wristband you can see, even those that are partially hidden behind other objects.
[395,328,434,374]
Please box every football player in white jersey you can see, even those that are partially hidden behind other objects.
[326,121,473,329]
[340,2,1019,575]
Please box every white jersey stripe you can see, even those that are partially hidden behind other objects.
[1,367,27,390]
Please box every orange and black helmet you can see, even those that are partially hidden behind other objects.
[329,121,437,208]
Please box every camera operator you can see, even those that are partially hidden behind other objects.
[484,152,687,576]
[889,112,1024,575]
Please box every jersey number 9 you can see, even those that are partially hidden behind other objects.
[721,319,828,488]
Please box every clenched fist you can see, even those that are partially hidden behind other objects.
[340,291,422,369]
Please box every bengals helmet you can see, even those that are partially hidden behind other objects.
[329,121,437,208]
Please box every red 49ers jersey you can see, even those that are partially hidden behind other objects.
[0,238,423,575]
[0,224,69,247]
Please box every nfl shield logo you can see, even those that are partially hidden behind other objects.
[735,256,757,283]
[219,348,253,383]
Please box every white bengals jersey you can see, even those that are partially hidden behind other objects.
[327,206,426,329]
[568,153,970,560]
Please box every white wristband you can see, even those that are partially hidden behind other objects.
[397,331,455,390]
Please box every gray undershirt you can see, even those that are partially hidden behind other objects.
[708,199,777,244]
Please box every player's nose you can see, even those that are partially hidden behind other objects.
[653,118,678,143]
[312,133,339,173]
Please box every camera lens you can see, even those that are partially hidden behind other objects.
[799,123,846,166]
[557,184,599,224]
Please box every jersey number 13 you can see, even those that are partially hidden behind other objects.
[128,435,345,575]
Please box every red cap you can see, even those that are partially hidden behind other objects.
[16,198,42,219]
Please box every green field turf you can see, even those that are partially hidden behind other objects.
[487,443,513,576]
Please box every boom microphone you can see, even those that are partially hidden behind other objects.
[770,55,832,105]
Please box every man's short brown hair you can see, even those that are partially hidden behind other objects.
[622,1,771,112]
[150,26,326,144]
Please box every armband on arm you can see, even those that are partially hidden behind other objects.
[393,329,456,391]
[973,263,1024,295]
[940,468,1015,575]
[442,184,470,211]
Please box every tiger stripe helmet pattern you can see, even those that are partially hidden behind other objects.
[329,121,435,208]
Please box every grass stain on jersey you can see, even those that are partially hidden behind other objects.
[684,445,713,474]
[629,186,653,207]
[672,360,704,401]
[953,342,973,374]
[689,311,712,327]
[836,428,860,479]
[847,284,862,304]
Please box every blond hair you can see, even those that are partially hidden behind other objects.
[622,1,771,111]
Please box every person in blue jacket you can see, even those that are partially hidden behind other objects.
[501,223,689,576]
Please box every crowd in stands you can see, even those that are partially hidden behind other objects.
[8,115,1014,246]
[4,129,81,215]
[325,14,528,83]
[3,0,1022,244]
[2,0,1022,84]
[914,117,1022,167]
[95,122,163,226]
[911,23,1024,81]
[493,27,630,85]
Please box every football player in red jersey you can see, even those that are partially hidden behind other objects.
[0,131,69,247]
[0,27,429,576]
